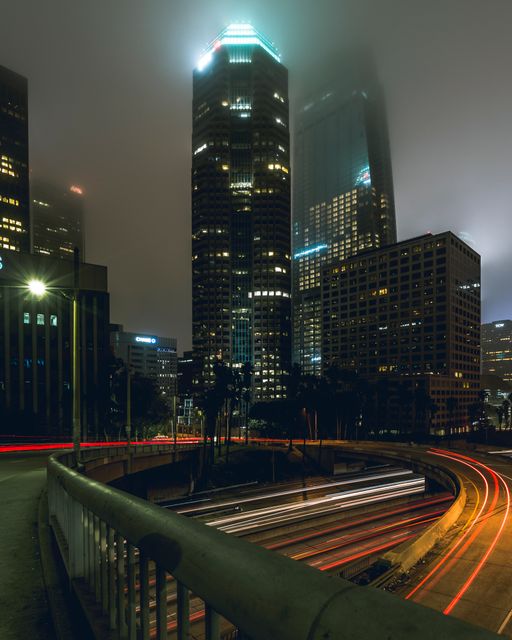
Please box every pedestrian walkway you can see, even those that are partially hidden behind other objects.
[0,453,54,639]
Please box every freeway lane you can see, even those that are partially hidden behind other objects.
[403,449,512,636]
[332,442,512,637]
[150,468,451,638]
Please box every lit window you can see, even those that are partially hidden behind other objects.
[50,315,58,327]
[23,312,30,324]
[37,313,45,326]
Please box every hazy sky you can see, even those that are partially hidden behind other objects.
[1,0,511,353]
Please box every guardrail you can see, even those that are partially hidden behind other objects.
[47,447,498,640]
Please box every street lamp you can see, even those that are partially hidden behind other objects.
[26,248,81,465]
[27,279,47,298]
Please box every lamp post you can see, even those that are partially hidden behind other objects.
[27,247,81,466]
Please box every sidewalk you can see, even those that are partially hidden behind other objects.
[0,453,54,639]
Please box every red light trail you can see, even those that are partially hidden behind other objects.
[405,449,511,620]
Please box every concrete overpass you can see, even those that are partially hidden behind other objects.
[43,441,502,639]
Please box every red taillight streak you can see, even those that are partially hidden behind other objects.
[266,496,451,551]
[319,534,416,571]
[433,451,511,616]
[405,451,490,601]
[290,513,441,561]
[0,439,201,453]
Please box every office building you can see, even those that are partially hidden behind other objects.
[31,181,85,260]
[293,53,396,374]
[0,250,109,436]
[110,327,177,407]
[322,232,481,434]
[481,320,512,383]
[192,23,291,401]
[0,65,29,253]
[177,350,197,427]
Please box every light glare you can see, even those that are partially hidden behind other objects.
[28,279,47,297]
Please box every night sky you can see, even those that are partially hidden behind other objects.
[1,0,511,353]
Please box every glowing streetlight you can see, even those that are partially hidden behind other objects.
[26,255,82,465]
[27,279,47,297]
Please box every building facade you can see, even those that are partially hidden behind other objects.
[31,181,85,261]
[0,250,109,436]
[481,320,512,384]
[192,24,291,401]
[293,53,396,375]
[322,232,481,435]
[0,65,29,253]
[110,328,178,407]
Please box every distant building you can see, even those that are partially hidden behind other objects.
[322,231,481,435]
[481,320,512,383]
[0,250,110,436]
[192,24,291,401]
[110,327,177,407]
[0,65,29,253]
[31,181,85,261]
[293,52,396,375]
[177,351,196,427]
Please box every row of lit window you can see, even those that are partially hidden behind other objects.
[23,312,58,326]
[0,196,19,206]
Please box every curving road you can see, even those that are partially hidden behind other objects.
[332,442,512,637]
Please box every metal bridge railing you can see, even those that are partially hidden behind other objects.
[47,448,498,640]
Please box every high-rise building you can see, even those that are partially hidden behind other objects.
[293,53,396,375]
[31,181,85,261]
[0,65,29,253]
[110,327,178,407]
[0,250,110,436]
[192,24,291,401]
[481,320,512,383]
[321,232,481,435]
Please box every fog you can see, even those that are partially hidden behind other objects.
[1,0,511,352]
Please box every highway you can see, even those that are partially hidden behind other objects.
[329,443,512,637]
[147,465,452,637]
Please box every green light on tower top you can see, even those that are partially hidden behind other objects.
[196,23,281,71]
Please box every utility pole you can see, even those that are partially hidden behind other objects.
[126,344,132,447]
[72,247,81,467]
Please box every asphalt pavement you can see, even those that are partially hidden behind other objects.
[0,453,55,640]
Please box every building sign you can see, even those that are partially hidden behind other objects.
[135,336,157,344]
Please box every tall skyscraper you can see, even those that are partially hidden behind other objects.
[0,65,29,253]
[292,53,396,375]
[192,24,291,401]
[31,181,85,261]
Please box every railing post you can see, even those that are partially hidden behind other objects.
[156,565,167,640]
[88,509,95,590]
[126,544,136,640]
[139,552,150,640]
[177,581,190,640]
[94,515,101,601]
[205,604,220,640]
[107,525,116,630]
[100,519,108,612]
[69,500,85,578]
[116,533,127,638]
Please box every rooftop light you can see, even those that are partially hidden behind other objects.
[197,23,281,71]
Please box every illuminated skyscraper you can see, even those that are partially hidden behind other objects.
[31,181,85,261]
[0,65,29,252]
[293,53,396,374]
[481,320,512,383]
[192,24,291,401]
